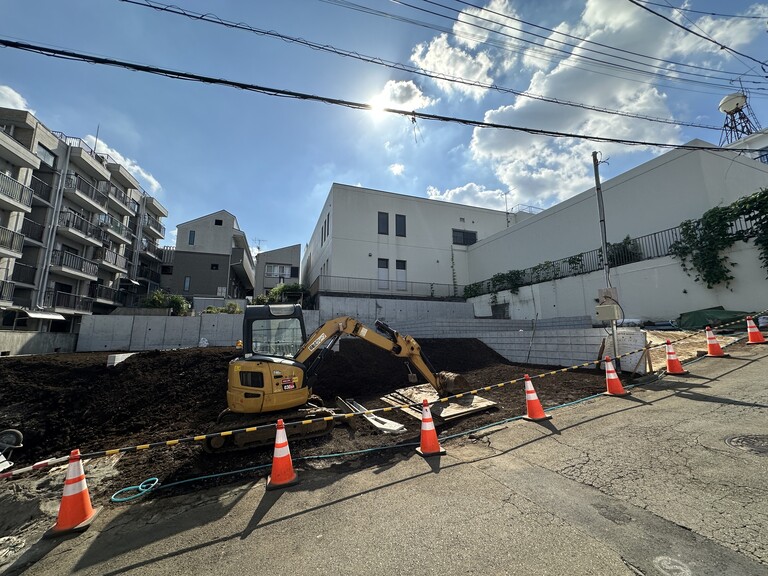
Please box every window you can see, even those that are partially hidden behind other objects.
[396,260,406,290]
[266,264,292,278]
[211,264,219,271]
[36,144,56,168]
[378,212,388,235]
[183,276,191,292]
[161,265,173,275]
[378,258,389,289]
[291,266,299,278]
[395,214,406,237]
[757,147,768,164]
[214,219,223,226]
[452,229,477,246]
[188,230,195,245]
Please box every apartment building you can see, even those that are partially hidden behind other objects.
[0,107,167,333]
[254,244,301,297]
[160,210,255,300]
[301,183,522,300]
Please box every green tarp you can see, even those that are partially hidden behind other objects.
[676,306,752,330]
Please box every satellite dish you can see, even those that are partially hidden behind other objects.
[718,92,747,115]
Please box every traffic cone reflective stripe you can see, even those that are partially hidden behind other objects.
[604,356,630,397]
[266,419,299,490]
[46,449,100,537]
[416,399,445,457]
[746,316,767,345]
[665,340,689,375]
[522,375,551,422]
[705,327,729,357]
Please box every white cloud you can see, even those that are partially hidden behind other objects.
[83,135,162,196]
[389,163,405,176]
[411,34,495,101]
[371,80,437,111]
[426,182,508,210]
[454,0,519,51]
[0,86,34,114]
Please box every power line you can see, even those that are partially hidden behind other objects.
[625,0,768,70]
[0,37,760,154]
[634,1,768,20]
[119,0,722,131]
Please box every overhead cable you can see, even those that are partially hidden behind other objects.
[119,0,721,131]
[0,37,760,154]
[635,1,768,20]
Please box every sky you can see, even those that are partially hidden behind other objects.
[2,0,768,253]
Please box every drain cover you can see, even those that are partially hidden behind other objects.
[725,435,768,455]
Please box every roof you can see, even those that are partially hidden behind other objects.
[3,308,66,321]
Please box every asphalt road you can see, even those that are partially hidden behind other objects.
[4,342,767,576]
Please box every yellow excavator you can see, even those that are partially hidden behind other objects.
[204,303,466,452]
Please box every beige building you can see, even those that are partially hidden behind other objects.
[254,244,301,297]
[0,107,167,333]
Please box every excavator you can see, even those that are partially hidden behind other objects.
[204,303,466,452]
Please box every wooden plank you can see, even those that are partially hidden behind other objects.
[380,384,497,422]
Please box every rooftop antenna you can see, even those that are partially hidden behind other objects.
[718,89,761,146]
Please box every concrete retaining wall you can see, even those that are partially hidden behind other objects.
[0,331,78,356]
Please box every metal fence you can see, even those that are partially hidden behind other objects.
[310,275,464,300]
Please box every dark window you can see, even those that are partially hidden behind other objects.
[378,258,388,269]
[211,264,219,270]
[214,219,223,226]
[291,266,299,278]
[36,144,56,168]
[188,230,195,245]
[396,260,406,270]
[452,229,477,246]
[378,212,388,235]
[395,214,406,237]
[161,265,173,275]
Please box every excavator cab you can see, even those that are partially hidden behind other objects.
[244,303,306,357]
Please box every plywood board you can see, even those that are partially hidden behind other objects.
[380,384,496,421]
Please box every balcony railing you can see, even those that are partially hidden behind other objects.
[0,279,15,302]
[88,283,125,304]
[140,237,163,259]
[96,248,128,270]
[63,172,108,208]
[51,249,98,277]
[97,213,130,239]
[11,262,36,285]
[107,184,140,213]
[310,275,464,300]
[43,289,93,313]
[137,264,161,283]
[0,225,24,254]
[21,217,45,243]
[0,171,33,208]
[58,211,104,241]
[29,175,53,204]
[143,213,166,237]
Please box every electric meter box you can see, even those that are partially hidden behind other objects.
[595,304,621,321]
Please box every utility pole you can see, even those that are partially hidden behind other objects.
[592,151,620,369]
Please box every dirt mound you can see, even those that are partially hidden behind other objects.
[1,338,610,497]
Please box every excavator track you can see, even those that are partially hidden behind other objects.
[202,408,337,454]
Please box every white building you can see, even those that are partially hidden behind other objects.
[301,183,532,299]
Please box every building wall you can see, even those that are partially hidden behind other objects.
[302,183,509,290]
[177,211,237,255]
[255,244,301,295]
[467,145,768,282]
[163,251,231,297]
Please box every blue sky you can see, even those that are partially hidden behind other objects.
[2,0,768,252]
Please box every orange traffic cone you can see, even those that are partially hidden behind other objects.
[665,340,689,375]
[45,449,100,537]
[705,326,729,357]
[522,375,552,421]
[603,356,630,397]
[746,316,767,345]
[416,399,445,457]
[266,419,299,490]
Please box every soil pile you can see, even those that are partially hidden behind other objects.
[1,339,611,496]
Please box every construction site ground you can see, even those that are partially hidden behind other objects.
[1,332,765,575]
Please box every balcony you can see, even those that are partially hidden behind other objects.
[50,249,98,281]
[63,172,108,213]
[0,279,15,305]
[88,283,125,305]
[0,129,40,169]
[0,171,33,212]
[57,211,104,247]
[29,175,53,205]
[95,247,128,273]
[142,213,165,240]
[97,213,132,244]
[52,132,110,180]
[21,217,46,244]
[106,184,139,216]
[43,289,93,314]
[140,237,163,260]
[11,262,37,286]
[0,225,24,258]
[136,264,161,284]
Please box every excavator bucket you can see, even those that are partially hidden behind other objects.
[437,371,467,395]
